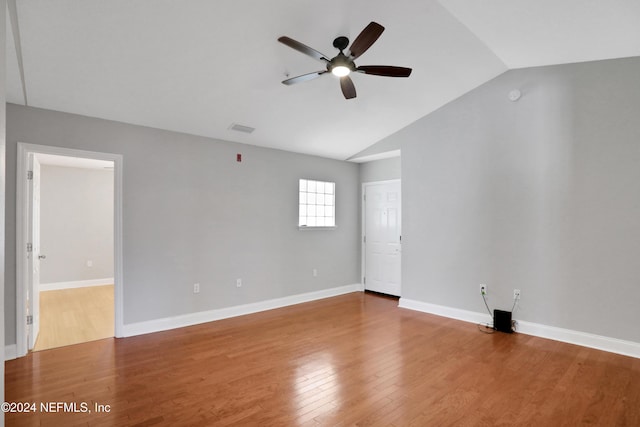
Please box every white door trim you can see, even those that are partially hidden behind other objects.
[361,179,401,294]
[16,142,124,357]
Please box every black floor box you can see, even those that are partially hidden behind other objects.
[494,309,512,333]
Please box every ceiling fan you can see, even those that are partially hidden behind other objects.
[278,22,412,100]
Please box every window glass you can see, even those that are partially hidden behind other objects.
[299,179,336,228]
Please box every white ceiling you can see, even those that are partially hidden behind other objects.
[6,1,640,161]
[35,153,114,170]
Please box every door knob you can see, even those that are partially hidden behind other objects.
[38,254,46,260]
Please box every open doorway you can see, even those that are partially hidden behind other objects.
[16,143,123,357]
[34,154,114,351]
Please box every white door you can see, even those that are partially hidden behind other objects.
[27,154,42,349]
[364,181,401,296]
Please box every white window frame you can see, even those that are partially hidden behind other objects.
[298,179,336,229]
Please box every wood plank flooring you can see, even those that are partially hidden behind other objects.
[34,285,114,351]
[5,292,640,426]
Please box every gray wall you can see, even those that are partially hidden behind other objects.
[40,165,114,284]
[359,157,401,184]
[5,105,360,343]
[399,57,640,343]
[1,0,7,417]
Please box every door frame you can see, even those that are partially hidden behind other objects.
[16,142,124,357]
[27,153,41,350]
[361,179,401,294]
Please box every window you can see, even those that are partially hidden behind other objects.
[299,179,335,228]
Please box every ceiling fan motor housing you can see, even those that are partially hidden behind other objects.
[329,53,355,74]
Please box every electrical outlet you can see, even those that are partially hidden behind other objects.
[313,269,318,277]
[87,260,93,267]
[513,289,521,299]
[193,283,200,294]
[236,278,242,288]
[480,284,487,295]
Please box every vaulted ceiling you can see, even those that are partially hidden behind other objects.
[6,1,640,160]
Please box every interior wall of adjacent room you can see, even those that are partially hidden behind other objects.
[39,165,114,284]
[4,105,360,345]
[392,56,640,344]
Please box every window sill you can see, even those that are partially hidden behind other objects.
[298,226,338,231]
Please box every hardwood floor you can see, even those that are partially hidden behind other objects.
[34,285,114,351]
[5,292,640,426]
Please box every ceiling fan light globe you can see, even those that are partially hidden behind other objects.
[331,66,351,77]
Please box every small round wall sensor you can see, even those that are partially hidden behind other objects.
[508,89,521,102]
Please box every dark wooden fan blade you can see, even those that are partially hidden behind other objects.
[278,36,329,63]
[282,71,328,85]
[356,65,412,77]
[349,22,384,59]
[340,76,356,99]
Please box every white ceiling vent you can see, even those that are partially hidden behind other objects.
[229,123,255,134]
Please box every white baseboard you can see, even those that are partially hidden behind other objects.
[123,283,365,337]
[398,297,640,359]
[515,320,640,359]
[398,298,493,325]
[5,344,17,361]
[39,277,114,292]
